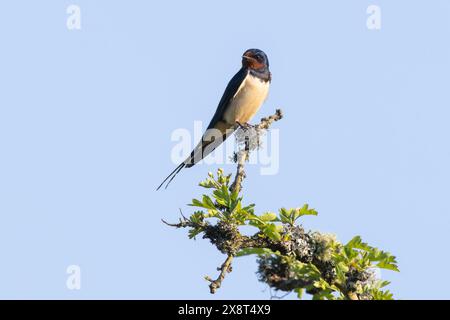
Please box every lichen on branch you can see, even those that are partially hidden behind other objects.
[162,110,399,300]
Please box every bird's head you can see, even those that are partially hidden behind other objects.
[242,49,269,71]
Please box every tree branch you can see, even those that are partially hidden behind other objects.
[162,107,397,299]
[205,255,234,294]
[230,109,283,193]
[164,109,284,294]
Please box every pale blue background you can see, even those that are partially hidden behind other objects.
[0,1,449,299]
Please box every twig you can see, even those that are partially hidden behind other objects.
[229,149,248,194]
[255,109,284,131]
[161,218,186,228]
[205,255,234,294]
[161,215,205,229]
[230,109,283,193]
[270,290,291,300]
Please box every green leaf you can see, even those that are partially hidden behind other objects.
[190,198,204,208]
[297,204,318,217]
[295,288,304,300]
[345,236,371,252]
[202,195,216,209]
[260,212,277,222]
[278,205,318,225]
[236,248,273,257]
[188,228,203,239]
[377,260,400,272]
[263,224,282,242]
[229,198,241,214]
[190,196,217,210]
[189,211,204,223]
[212,190,227,206]
[278,207,290,224]
[241,203,255,215]
[381,281,391,288]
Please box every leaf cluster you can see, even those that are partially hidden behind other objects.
[181,169,399,300]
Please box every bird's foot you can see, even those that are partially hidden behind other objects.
[235,121,253,131]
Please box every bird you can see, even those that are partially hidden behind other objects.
[157,48,271,190]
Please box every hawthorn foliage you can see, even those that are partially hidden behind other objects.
[169,169,399,300]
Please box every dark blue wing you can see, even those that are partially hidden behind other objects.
[206,67,248,129]
[156,67,248,190]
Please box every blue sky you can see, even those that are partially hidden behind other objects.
[0,1,449,299]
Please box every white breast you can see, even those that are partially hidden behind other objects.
[223,73,270,125]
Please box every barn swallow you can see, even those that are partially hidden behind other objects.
[157,48,271,190]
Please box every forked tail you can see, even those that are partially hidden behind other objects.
[156,162,186,190]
